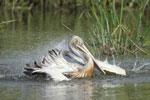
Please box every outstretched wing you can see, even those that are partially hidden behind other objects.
[24,49,82,81]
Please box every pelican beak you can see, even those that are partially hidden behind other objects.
[77,44,106,75]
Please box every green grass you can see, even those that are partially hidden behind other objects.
[85,0,150,56]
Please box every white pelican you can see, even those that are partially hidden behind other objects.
[24,36,104,81]
[24,36,126,81]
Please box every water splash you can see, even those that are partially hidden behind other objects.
[132,61,150,72]
[0,37,68,80]
[132,55,150,72]
[132,54,138,71]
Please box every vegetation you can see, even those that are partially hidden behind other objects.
[0,0,149,11]
[85,0,150,56]
[0,0,150,56]
[0,20,16,32]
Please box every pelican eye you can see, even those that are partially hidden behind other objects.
[77,39,83,44]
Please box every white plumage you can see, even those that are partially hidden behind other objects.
[24,35,126,81]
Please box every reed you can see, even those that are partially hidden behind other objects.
[0,20,16,32]
[86,0,150,56]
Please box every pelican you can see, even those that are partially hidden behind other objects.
[24,36,105,81]
[24,36,126,81]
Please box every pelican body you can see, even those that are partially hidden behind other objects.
[24,36,96,81]
[24,35,126,81]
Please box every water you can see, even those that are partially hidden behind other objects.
[0,10,150,100]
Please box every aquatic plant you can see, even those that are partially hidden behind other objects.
[85,0,150,56]
[0,20,16,32]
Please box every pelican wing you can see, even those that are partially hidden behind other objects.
[32,67,70,81]
[94,59,126,76]
[63,51,85,66]
[24,49,83,81]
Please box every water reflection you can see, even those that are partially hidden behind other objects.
[0,10,85,53]
[42,82,93,100]
[1,81,150,100]
[93,83,150,100]
[0,80,94,100]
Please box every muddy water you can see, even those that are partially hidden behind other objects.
[0,10,150,100]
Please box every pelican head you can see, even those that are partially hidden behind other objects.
[69,35,106,74]
[69,35,91,59]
